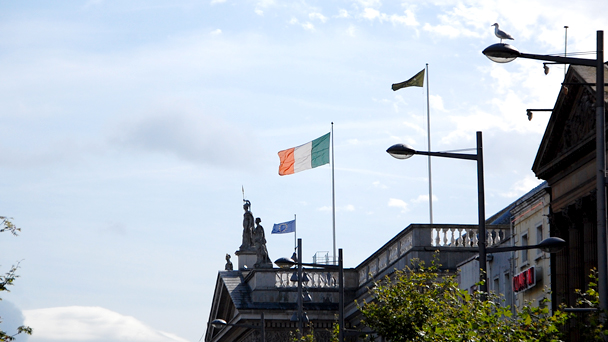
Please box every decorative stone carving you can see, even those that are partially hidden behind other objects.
[253,217,273,269]
[240,200,255,252]
[224,253,234,271]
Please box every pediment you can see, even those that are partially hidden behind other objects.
[205,271,249,341]
[533,65,608,180]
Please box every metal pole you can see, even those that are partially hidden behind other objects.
[261,312,266,342]
[564,26,569,76]
[477,131,488,294]
[297,238,303,337]
[595,30,607,316]
[331,123,337,265]
[338,248,344,342]
[426,63,433,225]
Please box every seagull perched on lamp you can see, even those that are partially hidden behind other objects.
[492,23,514,43]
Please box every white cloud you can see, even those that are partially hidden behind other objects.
[346,25,356,37]
[359,7,418,27]
[210,29,222,35]
[500,174,543,198]
[24,306,188,342]
[429,94,445,112]
[361,8,380,21]
[309,12,328,23]
[388,9,418,27]
[254,0,275,16]
[289,18,315,31]
[210,0,226,4]
[388,198,409,212]
[411,194,438,204]
[302,22,315,31]
[335,9,349,18]
[355,0,381,7]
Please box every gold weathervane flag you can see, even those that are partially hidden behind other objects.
[392,69,425,91]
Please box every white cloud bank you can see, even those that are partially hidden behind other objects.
[23,306,188,342]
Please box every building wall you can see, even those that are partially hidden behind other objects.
[511,188,552,311]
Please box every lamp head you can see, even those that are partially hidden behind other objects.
[526,110,533,121]
[482,43,520,63]
[210,319,228,329]
[274,257,296,269]
[387,143,416,160]
[537,237,566,253]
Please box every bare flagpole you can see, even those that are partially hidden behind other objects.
[425,63,433,224]
[331,122,337,265]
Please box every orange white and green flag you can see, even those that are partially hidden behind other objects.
[278,133,330,176]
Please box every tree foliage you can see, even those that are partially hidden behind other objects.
[358,256,569,342]
[0,217,20,236]
[1,218,32,342]
[573,268,608,341]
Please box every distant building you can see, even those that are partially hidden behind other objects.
[457,201,514,308]
[510,182,552,311]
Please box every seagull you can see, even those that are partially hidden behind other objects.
[492,23,514,43]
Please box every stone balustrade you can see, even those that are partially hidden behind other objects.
[356,224,509,287]
[275,270,339,288]
[431,226,506,248]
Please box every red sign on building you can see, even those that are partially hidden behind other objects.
[513,266,536,293]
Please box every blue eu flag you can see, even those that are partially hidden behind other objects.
[272,220,296,234]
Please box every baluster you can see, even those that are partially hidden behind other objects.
[434,229,440,246]
[450,228,456,246]
[442,228,448,246]
[473,229,479,247]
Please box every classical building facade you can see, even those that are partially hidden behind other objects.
[532,64,608,341]
[205,223,509,342]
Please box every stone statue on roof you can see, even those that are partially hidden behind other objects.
[224,253,233,271]
[253,217,272,269]
[239,200,255,251]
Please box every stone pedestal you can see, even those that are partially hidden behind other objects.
[235,249,257,270]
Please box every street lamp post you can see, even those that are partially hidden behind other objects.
[486,236,566,254]
[482,30,607,312]
[387,131,489,293]
[209,313,266,342]
[275,238,345,342]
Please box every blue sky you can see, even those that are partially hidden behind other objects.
[0,0,606,341]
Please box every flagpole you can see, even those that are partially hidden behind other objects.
[425,63,433,225]
[331,123,337,265]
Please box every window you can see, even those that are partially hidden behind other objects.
[521,234,529,264]
[536,224,543,256]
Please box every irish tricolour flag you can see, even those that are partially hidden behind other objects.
[278,133,330,176]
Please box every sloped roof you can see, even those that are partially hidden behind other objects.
[219,271,252,309]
